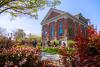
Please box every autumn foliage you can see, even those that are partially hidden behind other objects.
[73,24,100,66]
[87,25,100,47]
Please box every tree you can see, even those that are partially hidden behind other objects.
[0,27,7,42]
[87,25,100,47]
[0,27,6,36]
[73,24,100,66]
[28,33,41,42]
[0,0,61,18]
[13,29,26,42]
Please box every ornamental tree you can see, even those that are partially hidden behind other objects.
[74,24,100,66]
[87,25,100,47]
[0,0,61,18]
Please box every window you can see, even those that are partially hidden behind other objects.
[50,22,55,38]
[81,25,86,37]
[68,26,73,37]
[75,22,79,35]
[68,22,73,39]
[59,22,63,36]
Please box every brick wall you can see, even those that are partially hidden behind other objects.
[42,17,88,41]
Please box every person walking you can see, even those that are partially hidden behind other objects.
[33,39,37,48]
[47,40,51,47]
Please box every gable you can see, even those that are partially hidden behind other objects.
[41,8,65,25]
[46,11,60,20]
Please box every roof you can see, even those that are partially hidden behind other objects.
[41,8,88,25]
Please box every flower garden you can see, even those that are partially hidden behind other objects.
[0,25,100,67]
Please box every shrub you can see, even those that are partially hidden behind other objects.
[0,45,41,66]
[54,40,59,45]
[67,40,76,48]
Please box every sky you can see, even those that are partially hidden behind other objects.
[0,0,100,35]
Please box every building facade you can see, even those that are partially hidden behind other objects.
[41,8,88,43]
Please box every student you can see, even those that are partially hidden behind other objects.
[63,42,66,47]
[54,41,57,47]
[40,41,42,47]
[33,39,37,48]
[47,40,51,47]
[59,40,61,46]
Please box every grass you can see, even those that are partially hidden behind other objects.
[42,47,59,54]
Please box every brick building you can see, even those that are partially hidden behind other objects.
[41,8,88,43]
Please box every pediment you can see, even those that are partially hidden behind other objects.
[41,8,65,25]
[46,11,60,20]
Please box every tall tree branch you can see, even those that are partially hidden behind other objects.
[0,8,11,14]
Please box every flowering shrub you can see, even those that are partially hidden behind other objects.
[0,45,41,66]
[72,25,100,66]
[67,40,76,48]
[87,25,100,47]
